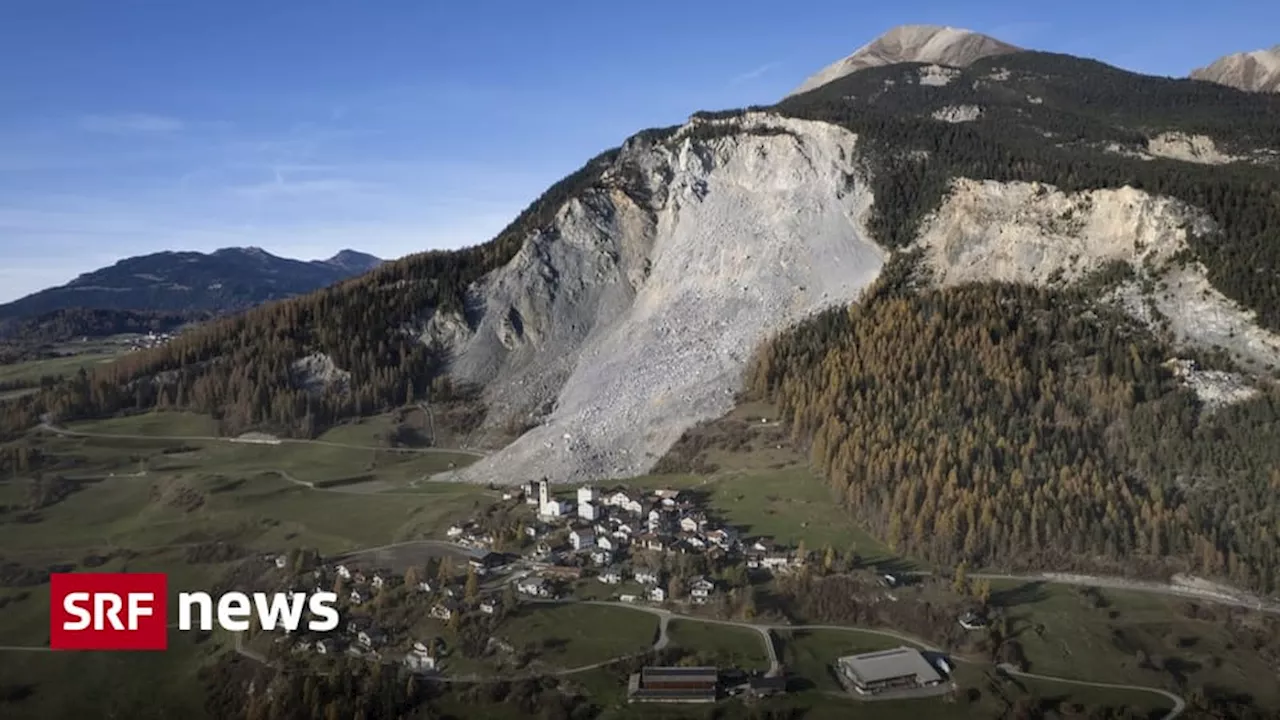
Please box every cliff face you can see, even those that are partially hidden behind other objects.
[426,114,884,484]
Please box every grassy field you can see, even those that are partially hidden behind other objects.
[664,619,771,671]
[0,349,125,386]
[494,604,658,669]
[990,579,1280,707]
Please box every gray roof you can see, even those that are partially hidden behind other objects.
[836,647,942,686]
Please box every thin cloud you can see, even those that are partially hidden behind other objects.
[231,175,376,200]
[80,113,185,135]
[730,61,781,85]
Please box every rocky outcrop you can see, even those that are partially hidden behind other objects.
[914,178,1280,378]
[432,114,885,484]
[1191,45,1280,93]
[787,25,1020,97]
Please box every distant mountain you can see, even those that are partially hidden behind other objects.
[0,246,383,322]
[785,24,1020,97]
[313,249,383,275]
[1191,45,1280,92]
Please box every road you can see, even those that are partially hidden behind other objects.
[998,664,1186,720]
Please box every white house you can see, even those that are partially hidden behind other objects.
[539,499,571,519]
[370,572,389,590]
[590,548,613,566]
[479,599,497,615]
[350,588,369,605]
[404,651,437,673]
[570,528,595,551]
[577,486,597,505]
[336,564,353,580]
[431,601,458,621]
[599,568,623,585]
[596,535,616,552]
[689,576,715,604]
[649,586,667,602]
[604,490,633,508]
[679,514,708,534]
[619,594,638,603]
[517,577,551,598]
[635,570,661,585]
[274,555,289,569]
[525,481,541,505]
[416,580,434,593]
[446,525,466,539]
[578,501,599,522]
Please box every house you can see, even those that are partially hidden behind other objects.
[590,548,614,566]
[689,576,716,604]
[683,534,707,550]
[370,571,390,590]
[350,588,370,605]
[620,594,638,603]
[578,501,599,522]
[653,488,680,503]
[525,481,541,505]
[959,611,987,630]
[274,554,289,569]
[431,600,459,621]
[446,524,466,539]
[336,564,353,580]
[502,488,522,502]
[615,522,638,537]
[358,628,386,648]
[416,579,435,593]
[596,535,616,552]
[706,528,737,549]
[577,486,598,505]
[404,651,437,673]
[539,499,570,519]
[599,568,624,585]
[880,574,899,588]
[635,570,661,585]
[570,528,596,551]
[534,540,554,559]
[648,586,667,602]
[604,490,634,508]
[517,577,551,597]
[679,513,708,534]
[761,552,792,570]
[479,599,498,615]
[470,552,503,575]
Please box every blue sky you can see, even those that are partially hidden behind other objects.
[2,0,1276,303]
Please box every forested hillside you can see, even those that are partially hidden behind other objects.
[747,276,1280,593]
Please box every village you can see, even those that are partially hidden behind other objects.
[244,479,901,702]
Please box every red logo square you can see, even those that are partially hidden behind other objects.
[49,573,169,651]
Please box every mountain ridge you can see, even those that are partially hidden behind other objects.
[1191,44,1280,93]
[0,246,383,321]
[786,24,1021,97]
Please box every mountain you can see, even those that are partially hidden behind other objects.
[0,246,383,322]
[314,249,383,275]
[1191,44,1280,92]
[785,24,1021,97]
[6,30,1280,601]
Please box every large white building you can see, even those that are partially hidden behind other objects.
[537,479,572,519]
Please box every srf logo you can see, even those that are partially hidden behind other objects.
[50,573,168,650]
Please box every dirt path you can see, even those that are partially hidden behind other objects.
[998,664,1186,719]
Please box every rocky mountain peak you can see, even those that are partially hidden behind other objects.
[1190,45,1280,93]
[785,24,1020,98]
